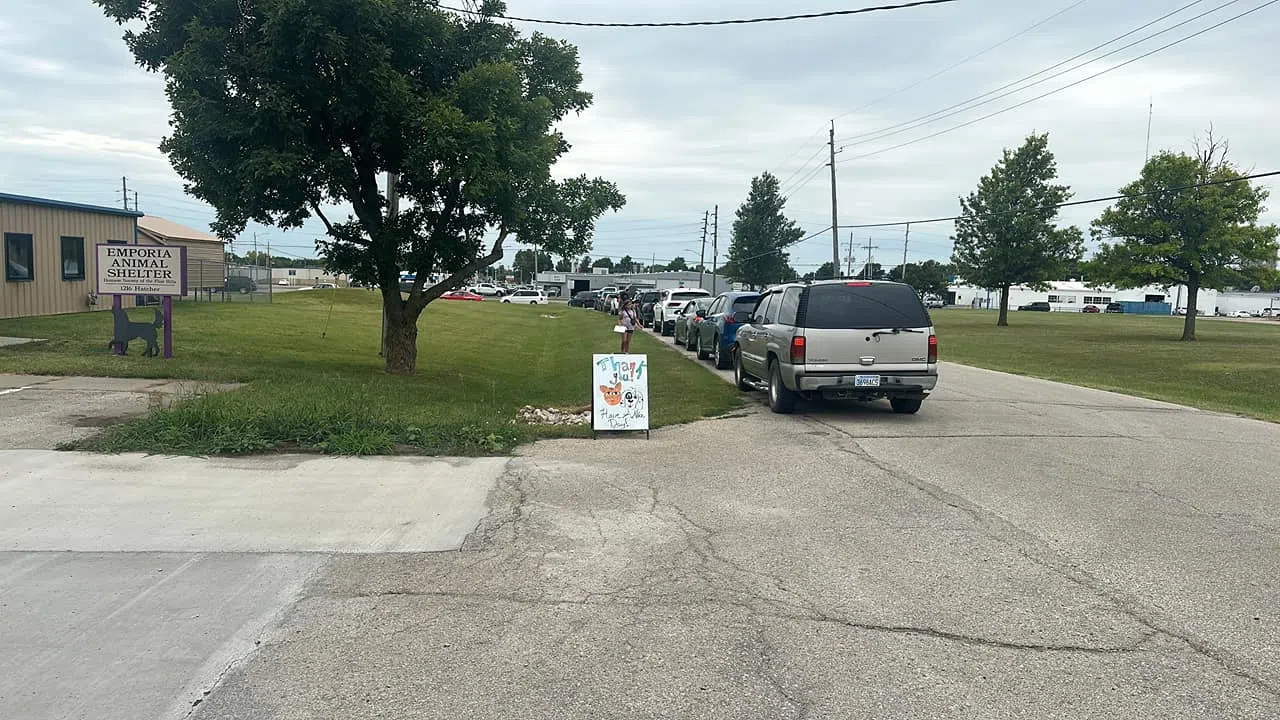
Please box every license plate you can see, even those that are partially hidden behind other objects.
[854,375,881,388]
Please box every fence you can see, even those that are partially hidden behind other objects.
[179,261,274,304]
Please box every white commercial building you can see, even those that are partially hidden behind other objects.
[1214,291,1280,316]
[949,281,1218,314]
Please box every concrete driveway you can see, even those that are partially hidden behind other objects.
[3,337,1279,718]
[186,338,1278,717]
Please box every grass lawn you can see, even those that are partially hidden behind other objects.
[933,309,1280,422]
[0,291,740,455]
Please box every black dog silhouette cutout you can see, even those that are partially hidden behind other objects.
[109,307,163,357]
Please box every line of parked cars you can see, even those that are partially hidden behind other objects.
[663,280,939,415]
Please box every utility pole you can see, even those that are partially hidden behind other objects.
[710,205,718,293]
[121,177,129,210]
[828,120,840,271]
[1144,99,1154,164]
[133,191,139,214]
[901,223,911,282]
[861,238,879,280]
[845,232,855,278]
[699,210,709,289]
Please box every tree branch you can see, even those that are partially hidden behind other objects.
[409,228,509,313]
[409,178,464,300]
[311,203,336,235]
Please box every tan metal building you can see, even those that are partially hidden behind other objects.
[137,215,226,292]
[1,192,143,320]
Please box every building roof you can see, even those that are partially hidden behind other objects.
[0,191,143,219]
[138,215,223,244]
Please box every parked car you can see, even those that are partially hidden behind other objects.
[595,291,619,312]
[1017,301,1051,312]
[638,291,661,327]
[568,290,597,308]
[470,282,506,297]
[502,289,549,305]
[224,276,257,294]
[655,288,713,336]
[277,279,290,286]
[542,285,562,297]
[314,282,337,289]
[673,298,713,349]
[1082,305,1100,313]
[442,290,484,302]
[923,295,945,309]
[733,280,937,415]
[691,292,762,369]
[1104,302,1124,314]
[1229,310,1254,318]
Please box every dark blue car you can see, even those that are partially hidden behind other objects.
[691,291,761,369]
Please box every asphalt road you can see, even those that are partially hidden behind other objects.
[3,337,1278,718]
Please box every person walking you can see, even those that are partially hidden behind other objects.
[619,298,640,353]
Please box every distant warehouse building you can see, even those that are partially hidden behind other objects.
[1,192,226,320]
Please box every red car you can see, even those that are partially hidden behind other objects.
[1082,305,1100,313]
[441,290,484,302]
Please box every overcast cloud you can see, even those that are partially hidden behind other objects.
[1,0,1277,272]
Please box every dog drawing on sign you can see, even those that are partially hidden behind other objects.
[600,382,624,407]
[109,307,164,357]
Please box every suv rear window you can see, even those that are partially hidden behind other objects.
[731,295,761,309]
[802,283,931,329]
[669,292,708,302]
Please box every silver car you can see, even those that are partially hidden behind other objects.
[733,280,938,415]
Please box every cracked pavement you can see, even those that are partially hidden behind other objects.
[193,365,1276,719]
[4,365,1279,718]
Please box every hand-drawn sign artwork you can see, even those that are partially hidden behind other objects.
[109,307,164,357]
[592,354,649,434]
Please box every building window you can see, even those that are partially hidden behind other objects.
[107,239,127,245]
[1084,296,1112,305]
[4,233,34,282]
[1047,295,1064,303]
[136,295,162,307]
[288,269,296,276]
[61,236,85,281]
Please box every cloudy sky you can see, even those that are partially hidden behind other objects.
[2,0,1277,273]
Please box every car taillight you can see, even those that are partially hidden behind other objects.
[790,336,806,364]
[724,313,735,325]
[928,334,938,364]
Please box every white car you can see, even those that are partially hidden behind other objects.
[1229,310,1254,318]
[654,288,712,336]
[277,279,290,286]
[470,283,506,297]
[502,289,548,305]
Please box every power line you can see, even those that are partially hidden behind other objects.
[832,0,1092,121]
[837,0,1229,147]
[841,0,1278,162]
[836,169,1280,230]
[439,0,961,28]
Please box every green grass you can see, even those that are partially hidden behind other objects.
[0,291,740,455]
[933,309,1280,421]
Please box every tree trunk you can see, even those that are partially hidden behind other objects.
[382,292,421,375]
[997,286,1010,327]
[1181,276,1199,342]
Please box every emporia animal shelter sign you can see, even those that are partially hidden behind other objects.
[96,244,186,359]
[592,354,649,434]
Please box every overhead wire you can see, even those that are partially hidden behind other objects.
[438,0,961,28]
[832,0,1093,121]
[840,0,1280,162]
[836,0,1239,149]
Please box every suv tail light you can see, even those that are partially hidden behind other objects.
[928,333,938,364]
[724,313,736,325]
[790,336,806,364]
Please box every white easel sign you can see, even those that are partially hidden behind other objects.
[592,354,650,434]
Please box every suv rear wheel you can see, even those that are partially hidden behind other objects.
[733,348,753,392]
[890,398,923,415]
[768,361,797,414]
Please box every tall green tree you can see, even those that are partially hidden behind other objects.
[951,133,1083,326]
[512,249,553,281]
[666,256,689,272]
[577,255,593,273]
[803,261,839,281]
[95,0,624,374]
[1091,132,1279,341]
[726,172,804,289]
[592,256,614,271]
[899,260,954,297]
[555,256,573,273]
[855,262,889,281]
[616,255,637,273]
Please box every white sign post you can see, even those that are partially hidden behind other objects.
[96,244,187,359]
[592,354,650,437]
